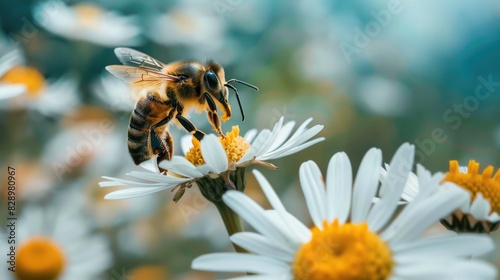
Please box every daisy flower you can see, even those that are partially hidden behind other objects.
[0,50,80,115]
[402,160,500,234]
[192,143,497,279]
[33,1,141,47]
[0,49,25,100]
[100,117,324,201]
[0,191,112,280]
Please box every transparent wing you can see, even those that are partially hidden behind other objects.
[114,47,166,71]
[106,65,178,87]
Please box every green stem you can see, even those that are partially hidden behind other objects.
[213,200,247,253]
[196,167,248,253]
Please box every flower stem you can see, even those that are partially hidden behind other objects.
[213,200,247,253]
[196,167,248,253]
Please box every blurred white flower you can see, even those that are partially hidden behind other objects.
[1,76,80,115]
[100,117,324,200]
[357,76,411,117]
[33,1,141,46]
[0,191,112,280]
[147,1,223,50]
[0,49,25,100]
[91,72,134,112]
[192,144,496,279]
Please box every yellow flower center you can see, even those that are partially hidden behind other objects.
[293,220,393,280]
[74,4,103,28]
[444,160,500,214]
[1,65,45,97]
[185,126,250,166]
[15,237,66,280]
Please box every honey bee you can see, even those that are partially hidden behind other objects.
[106,48,258,166]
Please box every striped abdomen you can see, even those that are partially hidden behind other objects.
[127,94,174,165]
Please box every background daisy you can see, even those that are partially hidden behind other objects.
[33,1,141,47]
[0,190,112,280]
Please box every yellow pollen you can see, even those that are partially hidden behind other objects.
[293,220,393,280]
[1,66,45,97]
[185,126,250,166]
[74,4,103,27]
[15,237,66,280]
[444,160,500,214]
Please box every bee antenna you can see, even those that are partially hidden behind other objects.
[224,83,245,121]
[226,79,259,91]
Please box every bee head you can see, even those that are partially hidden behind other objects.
[204,61,231,121]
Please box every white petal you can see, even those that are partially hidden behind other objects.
[139,157,160,173]
[367,143,414,232]
[99,176,169,188]
[252,170,287,212]
[469,193,491,220]
[159,156,203,178]
[180,135,193,155]
[265,137,325,160]
[253,170,309,244]
[386,167,447,234]
[200,134,228,173]
[393,259,497,280]
[230,232,295,262]
[0,49,22,77]
[264,210,311,246]
[125,171,191,184]
[486,211,500,223]
[255,117,285,159]
[223,191,296,250]
[0,84,25,100]
[283,117,314,144]
[259,124,324,161]
[351,148,382,223]
[393,234,494,261]
[243,129,258,144]
[238,129,271,163]
[383,186,469,245]
[104,186,171,199]
[266,120,296,152]
[192,253,290,274]
[299,161,328,228]
[326,152,352,224]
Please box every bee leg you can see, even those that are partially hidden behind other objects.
[202,93,225,138]
[176,115,205,141]
[150,109,175,157]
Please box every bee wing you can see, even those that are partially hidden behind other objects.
[106,65,179,87]
[114,48,166,71]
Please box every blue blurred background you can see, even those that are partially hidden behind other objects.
[1,0,500,279]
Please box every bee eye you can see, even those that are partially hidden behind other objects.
[205,70,219,89]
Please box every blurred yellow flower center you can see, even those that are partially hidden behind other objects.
[1,65,45,97]
[185,126,250,166]
[171,11,196,32]
[74,4,103,27]
[15,237,65,280]
[444,160,500,214]
[293,220,393,280]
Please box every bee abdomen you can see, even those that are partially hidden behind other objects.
[127,109,151,165]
